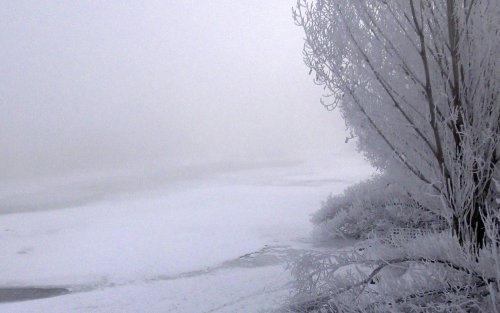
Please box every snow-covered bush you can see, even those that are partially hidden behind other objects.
[286,172,500,312]
[286,230,500,313]
[312,174,437,241]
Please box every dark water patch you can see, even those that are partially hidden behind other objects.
[0,287,70,303]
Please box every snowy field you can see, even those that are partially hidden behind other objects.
[0,157,372,313]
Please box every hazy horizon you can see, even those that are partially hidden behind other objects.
[1,1,359,181]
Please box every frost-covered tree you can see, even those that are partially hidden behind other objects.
[294,0,500,248]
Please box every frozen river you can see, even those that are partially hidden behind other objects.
[0,157,371,312]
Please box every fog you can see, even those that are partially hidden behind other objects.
[0,3,374,310]
[0,1,355,181]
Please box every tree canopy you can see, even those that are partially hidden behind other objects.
[294,0,500,247]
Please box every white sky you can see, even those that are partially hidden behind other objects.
[0,1,357,180]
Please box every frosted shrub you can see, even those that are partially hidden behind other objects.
[312,174,436,241]
[286,231,500,313]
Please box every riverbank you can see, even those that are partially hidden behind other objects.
[0,158,372,312]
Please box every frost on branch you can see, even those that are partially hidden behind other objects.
[294,0,500,247]
[289,0,500,311]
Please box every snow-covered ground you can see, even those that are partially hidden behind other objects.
[0,157,372,313]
